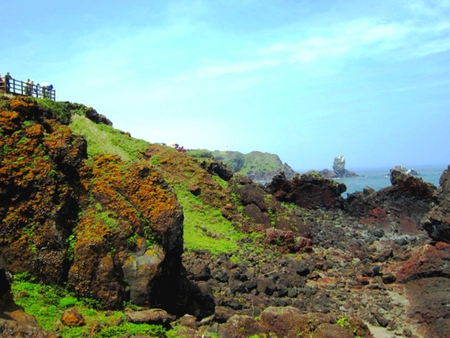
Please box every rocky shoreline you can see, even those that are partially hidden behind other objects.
[1,97,449,337]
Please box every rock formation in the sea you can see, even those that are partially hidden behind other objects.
[392,165,419,176]
[319,155,358,178]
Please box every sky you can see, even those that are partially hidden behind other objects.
[1,0,450,171]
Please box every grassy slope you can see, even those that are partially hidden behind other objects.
[69,112,242,254]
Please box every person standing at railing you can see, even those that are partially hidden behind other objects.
[5,72,11,93]
[42,81,49,98]
[34,83,40,98]
[29,80,35,97]
[25,79,30,95]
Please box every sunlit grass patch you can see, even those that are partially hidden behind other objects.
[70,114,149,161]
[175,187,242,254]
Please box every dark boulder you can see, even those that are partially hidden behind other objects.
[266,171,346,210]
[200,160,234,181]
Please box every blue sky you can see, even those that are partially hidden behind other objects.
[1,0,450,171]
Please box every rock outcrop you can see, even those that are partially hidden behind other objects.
[347,169,436,235]
[266,171,346,210]
[421,165,450,243]
[0,97,188,312]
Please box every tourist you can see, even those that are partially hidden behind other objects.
[41,81,50,98]
[25,80,30,95]
[29,80,35,96]
[34,83,40,97]
[5,72,11,92]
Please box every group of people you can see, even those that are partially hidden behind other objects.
[170,143,187,153]
[0,72,54,99]
[24,79,54,98]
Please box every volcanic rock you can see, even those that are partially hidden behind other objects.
[347,169,436,235]
[125,308,175,326]
[266,171,346,210]
[421,165,450,243]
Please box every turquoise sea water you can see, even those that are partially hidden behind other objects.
[331,165,448,196]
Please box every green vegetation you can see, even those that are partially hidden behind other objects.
[11,273,177,337]
[37,98,72,123]
[70,114,149,161]
[175,186,242,254]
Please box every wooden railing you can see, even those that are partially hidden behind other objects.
[0,76,56,101]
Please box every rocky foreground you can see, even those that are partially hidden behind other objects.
[1,97,450,337]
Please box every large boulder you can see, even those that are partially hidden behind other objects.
[266,171,346,210]
[68,155,184,310]
[421,165,450,243]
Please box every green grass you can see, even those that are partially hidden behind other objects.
[175,186,242,254]
[11,273,178,337]
[70,114,149,161]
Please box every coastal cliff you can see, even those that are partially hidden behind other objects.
[188,149,296,182]
[1,96,450,337]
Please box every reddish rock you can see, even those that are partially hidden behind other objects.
[405,277,450,337]
[264,228,312,253]
[189,184,201,196]
[347,169,436,234]
[396,242,450,283]
[61,309,85,327]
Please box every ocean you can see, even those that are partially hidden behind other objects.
[332,165,448,196]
